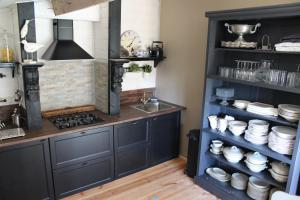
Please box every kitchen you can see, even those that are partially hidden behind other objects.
[1,0,300,200]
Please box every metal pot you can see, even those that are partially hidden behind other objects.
[151,41,164,58]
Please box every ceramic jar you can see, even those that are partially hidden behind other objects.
[223,146,244,163]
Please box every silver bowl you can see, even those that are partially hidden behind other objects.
[225,23,261,43]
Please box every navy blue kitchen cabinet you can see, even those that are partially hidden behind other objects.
[149,112,181,166]
[0,140,54,200]
[50,126,114,199]
[114,112,181,177]
[114,119,149,178]
[49,126,114,169]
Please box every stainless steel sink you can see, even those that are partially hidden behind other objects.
[132,102,174,113]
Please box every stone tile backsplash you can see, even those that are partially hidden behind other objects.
[39,60,96,111]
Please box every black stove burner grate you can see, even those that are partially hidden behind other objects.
[50,112,103,129]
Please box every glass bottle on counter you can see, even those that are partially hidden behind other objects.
[0,29,14,63]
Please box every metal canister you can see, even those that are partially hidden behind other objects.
[12,108,20,127]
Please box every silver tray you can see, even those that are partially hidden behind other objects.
[221,41,257,49]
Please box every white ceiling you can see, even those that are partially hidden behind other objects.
[0,0,47,8]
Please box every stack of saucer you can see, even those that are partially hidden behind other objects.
[244,120,270,145]
[247,176,270,200]
[268,126,296,155]
[247,102,278,117]
[210,140,223,155]
[206,167,231,182]
[278,104,300,122]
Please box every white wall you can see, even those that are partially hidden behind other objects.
[0,7,19,104]
[121,0,161,91]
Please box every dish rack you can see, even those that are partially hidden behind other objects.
[196,4,300,200]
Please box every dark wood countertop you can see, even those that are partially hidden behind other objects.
[0,102,185,149]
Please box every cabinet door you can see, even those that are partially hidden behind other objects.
[0,140,54,200]
[50,126,113,169]
[114,119,148,149]
[149,112,180,165]
[114,119,149,178]
[53,156,114,199]
[115,144,149,178]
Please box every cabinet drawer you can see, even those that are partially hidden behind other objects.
[115,144,149,178]
[53,156,114,198]
[50,126,113,169]
[114,119,148,149]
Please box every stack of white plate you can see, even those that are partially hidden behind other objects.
[206,167,231,182]
[268,126,296,155]
[233,100,251,110]
[247,176,270,200]
[244,120,270,145]
[231,173,249,190]
[247,102,278,117]
[278,104,300,122]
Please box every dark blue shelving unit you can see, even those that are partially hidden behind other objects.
[196,3,300,200]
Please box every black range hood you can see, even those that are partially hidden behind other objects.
[42,19,94,60]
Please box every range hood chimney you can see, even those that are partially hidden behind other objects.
[42,19,94,60]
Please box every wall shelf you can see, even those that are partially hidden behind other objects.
[210,102,298,128]
[120,56,166,67]
[208,75,300,95]
[215,47,300,55]
[207,152,285,189]
[0,62,18,77]
[203,128,292,164]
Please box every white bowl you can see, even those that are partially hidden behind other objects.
[270,161,289,176]
[269,169,288,183]
[229,127,245,136]
[245,160,267,173]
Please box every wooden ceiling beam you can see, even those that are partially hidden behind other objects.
[51,0,109,15]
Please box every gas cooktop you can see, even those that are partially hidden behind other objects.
[50,112,103,130]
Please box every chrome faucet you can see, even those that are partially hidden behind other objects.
[140,91,150,105]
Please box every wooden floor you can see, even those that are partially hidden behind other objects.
[64,158,219,200]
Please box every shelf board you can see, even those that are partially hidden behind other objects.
[119,56,166,67]
[0,62,17,68]
[195,174,252,200]
[207,151,285,189]
[203,128,292,164]
[208,74,300,95]
[210,101,298,128]
[215,47,300,55]
[120,56,166,61]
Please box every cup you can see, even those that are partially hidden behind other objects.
[208,115,218,129]
[218,118,228,132]
[212,140,223,148]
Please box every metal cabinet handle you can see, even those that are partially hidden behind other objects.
[80,131,86,135]
[153,117,158,121]
[132,121,138,125]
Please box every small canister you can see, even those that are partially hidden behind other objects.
[12,108,20,127]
